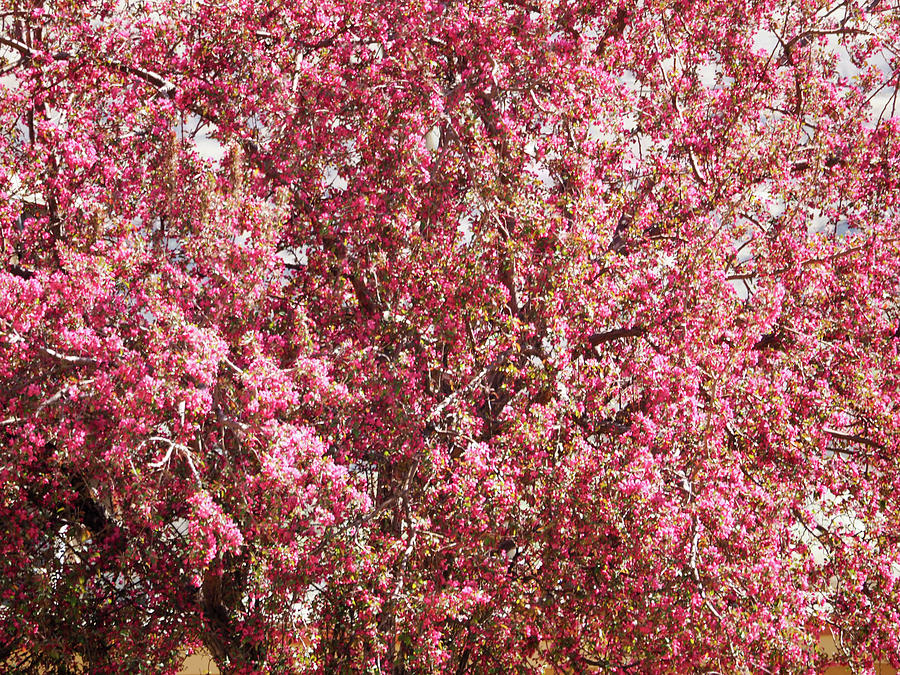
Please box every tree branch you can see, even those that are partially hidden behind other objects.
[588,326,646,347]
[823,427,885,450]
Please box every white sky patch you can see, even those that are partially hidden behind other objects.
[696,63,718,88]
[458,212,475,246]
[193,128,227,164]
[751,29,781,56]
[322,166,348,192]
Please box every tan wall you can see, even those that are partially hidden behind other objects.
[11,634,893,674]
[179,652,220,675]
[819,632,897,675]
[177,645,897,675]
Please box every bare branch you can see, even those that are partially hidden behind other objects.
[823,427,885,450]
[588,326,646,346]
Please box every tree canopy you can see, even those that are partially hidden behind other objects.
[2,0,900,672]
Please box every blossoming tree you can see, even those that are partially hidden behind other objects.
[2,0,900,672]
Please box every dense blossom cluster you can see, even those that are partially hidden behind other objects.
[1,0,900,672]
